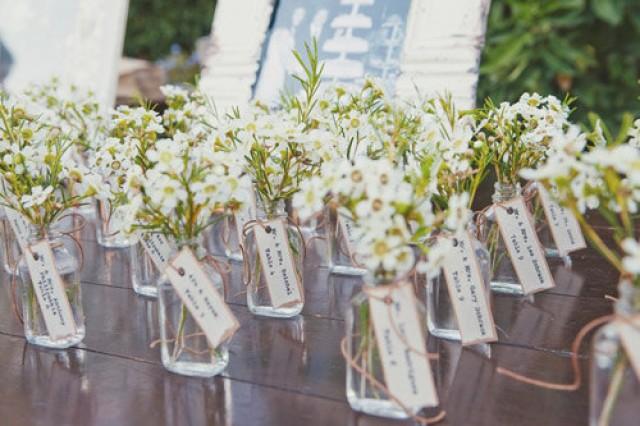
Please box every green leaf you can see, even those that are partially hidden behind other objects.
[591,0,625,25]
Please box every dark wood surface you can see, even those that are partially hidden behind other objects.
[0,216,619,426]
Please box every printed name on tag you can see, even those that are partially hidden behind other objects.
[367,282,439,409]
[440,232,498,345]
[234,193,257,242]
[140,233,174,270]
[618,316,640,381]
[254,219,304,308]
[165,248,239,348]
[25,240,77,340]
[5,207,30,251]
[537,185,586,255]
[494,197,555,294]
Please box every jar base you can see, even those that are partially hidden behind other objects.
[248,303,303,318]
[163,358,228,378]
[132,284,158,298]
[427,325,462,342]
[225,251,243,262]
[330,264,366,276]
[96,237,137,249]
[26,330,85,349]
[490,280,525,295]
[346,394,415,419]
[544,247,572,266]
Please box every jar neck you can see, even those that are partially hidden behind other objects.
[175,235,204,254]
[28,224,62,244]
[616,279,640,316]
[492,182,521,203]
[256,194,286,220]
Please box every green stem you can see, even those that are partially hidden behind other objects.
[598,354,627,426]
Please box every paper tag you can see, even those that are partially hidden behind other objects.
[338,214,359,258]
[494,197,555,294]
[139,233,174,270]
[440,232,498,345]
[25,240,77,340]
[254,219,304,308]
[234,193,257,241]
[619,317,640,380]
[368,283,439,409]
[537,186,586,255]
[165,248,239,348]
[5,207,30,251]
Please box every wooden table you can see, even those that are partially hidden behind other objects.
[0,217,619,425]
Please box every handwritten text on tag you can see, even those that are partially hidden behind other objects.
[441,232,497,345]
[5,207,30,251]
[537,186,586,255]
[368,283,439,409]
[254,219,303,308]
[25,241,77,340]
[140,233,174,270]
[494,197,555,294]
[166,248,239,349]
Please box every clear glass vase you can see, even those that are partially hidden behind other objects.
[244,198,304,318]
[221,214,243,261]
[327,205,366,276]
[346,273,438,419]
[95,199,137,248]
[590,280,640,426]
[130,239,163,298]
[157,241,230,377]
[293,206,329,268]
[524,183,572,266]
[0,215,21,275]
[480,182,524,295]
[19,226,85,349]
[426,230,492,341]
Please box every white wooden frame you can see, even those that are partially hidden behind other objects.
[0,0,129,107]
[200,0,491,111]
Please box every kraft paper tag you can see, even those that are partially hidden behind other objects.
[254,219,304,308]
[440,232,498,345]
[234,193,257,242]
[5,207,30,251]
[537,186,586,255]
[494,197,555,294]
[619,316,640,380]
[25,240,77,340]
[139,233,174,270]
[337,214,362,264]
[368,282,439,409]
[166,248,239,349]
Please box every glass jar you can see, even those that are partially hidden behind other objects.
[590,280,640,426]
[95,199,137,248]
[480,182,524,295]
[243,197,304,318]
[327,205,366,276]
[346,271,438,419]
[426,230,492,341]
[130,235,168,298]
[19,225,85,348]
[524,182,572,266]
[221,214,243,261]
[157,240,229,377]
[0,212,21,275]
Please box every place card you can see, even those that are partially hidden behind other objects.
[618,316,640,380]
[234,193,257,242]
[337,214,360,260]
[440,232,498,345]
[139,233,174,270]
[254,219,304,308]
[367,282,439,409]
[166,248,239,348]
[25,240,77,340]
[5,207,30,251]
[494,197,555,294]
[537,185,586,255]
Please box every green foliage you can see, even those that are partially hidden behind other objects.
[478,0,640,130]
[124,0,216,61]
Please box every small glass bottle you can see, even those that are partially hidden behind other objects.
[95,199,137,248]
[480,182,524,295]
[590,280,640,426]
[157,239,229,377]
[346,270,438,419]
[19,225,85,349]
[130,240,163,298]
[0,212,21,275]
[243,196,304,318]
[292,205,329,268]
[327,205,366,276]
[426,230,492,341]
